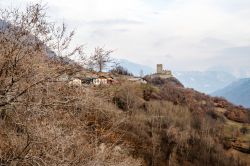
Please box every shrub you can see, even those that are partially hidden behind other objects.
[113,82,144,111]
[240,126,248,134]
[110,65,133,76]
[141,84,158,101]
[191,114,202,130]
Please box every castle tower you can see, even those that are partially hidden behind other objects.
[157,64,163,74]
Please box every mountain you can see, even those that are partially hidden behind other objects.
[118,59,154,76]
[212,78,250,108]
[173,71,237,94]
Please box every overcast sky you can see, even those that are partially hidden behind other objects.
[1,0,250,76]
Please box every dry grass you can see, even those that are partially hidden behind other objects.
[108,80,249,166]
[0,82,143,165]
[0,3,249,166]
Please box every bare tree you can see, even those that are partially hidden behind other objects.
[90,47,113,72]
[0,3,143,166]
[0,3,84,109]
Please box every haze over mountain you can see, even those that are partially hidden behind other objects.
[213,78,250,108]
[174,71,237,94]
[118,59,154,76]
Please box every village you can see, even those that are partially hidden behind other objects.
[60,64,173,87]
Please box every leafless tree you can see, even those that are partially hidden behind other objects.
[0,3,142,166]
[0,3,84,109]
[90,46,113,72]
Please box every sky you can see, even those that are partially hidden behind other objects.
[1,0,250,77]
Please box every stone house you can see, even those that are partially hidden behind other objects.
[69,78,82,86]
[93,76,108,86]
[59,72,117,86]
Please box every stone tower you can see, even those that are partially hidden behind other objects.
[157,64,163,74]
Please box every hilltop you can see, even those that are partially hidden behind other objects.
[111,59,238,94]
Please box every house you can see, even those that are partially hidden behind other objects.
[69,78,82,86]
[56,70,120,87]
[93,76,108,86]
[83,72,117,86]
[82,77,94,85]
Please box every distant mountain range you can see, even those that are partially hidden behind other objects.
[173,71,237,94]
[117,59,154,76]
[212,78,250,108]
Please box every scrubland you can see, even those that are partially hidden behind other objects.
[0,3,250,166]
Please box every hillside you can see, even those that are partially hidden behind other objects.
[213,78,250,108]
[1,4,250,166]
[113,59,238,94]
[3,70,250,165]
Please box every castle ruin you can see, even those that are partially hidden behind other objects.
[157,64,163,74]
[151,64,173,79]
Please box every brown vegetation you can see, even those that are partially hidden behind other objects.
[0,3,250,166]
[0,4,140,165]
[110,81,249,166]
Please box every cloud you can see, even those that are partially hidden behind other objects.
[1,0,250,75]
[207,46,250,77]
[86,19,143,26]
[221,46,250,57]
